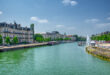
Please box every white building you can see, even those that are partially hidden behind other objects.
[41,31,65,40]
[0,22,34,44]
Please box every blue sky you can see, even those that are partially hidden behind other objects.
[0,0,110,36]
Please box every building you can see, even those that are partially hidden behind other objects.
[41,31,65,40]
[66,35,76,41]
[0,22,34,44]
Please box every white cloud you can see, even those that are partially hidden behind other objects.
[96,23,110,28]
[56,25,64,28]
[30,16,48,23]
[107,17,110,20]
[62,0,78,6]
[70,1,77,6]
[85,18,99,23]
[0,11,3,15]
[30,17,39,21]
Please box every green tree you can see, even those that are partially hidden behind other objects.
[64,37,71,40]
[12,36,18,44]
[55,38,63,41]
[0,35,2,45]
[44,37,51,42]
[36,37,44,42]
[5,36,10,45]
[91,33,110,41]
[73,35,78,41]
[34,34,44,42]
[30,24,34,42]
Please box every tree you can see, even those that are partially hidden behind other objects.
[64,37,71,40]
[91,33,110,41]
[31,24,34,42]
[73,35,78,41]
[12,36,18,44]
[36,37,44,42]
[34,34,44,42]
[55,38,63,41]
[78,36,86,41]
[0,35,2,45]
[5,36,10,45]
[44,37,51,42]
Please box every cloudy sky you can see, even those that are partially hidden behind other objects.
[0,0,110,36]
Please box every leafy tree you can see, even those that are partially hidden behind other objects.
[36,37,44,42]
[78,36,86,41]
[91,33,110,41]
[64,37,71,40]
[34,34,43,40]
[5,36,10,44]
[73,35,78,41]
[30,24,34,40]
[12,36,18,44]
[34,34,44,42]
[44,37,51,42]
[0,35,2,45]
[55,38,63,41]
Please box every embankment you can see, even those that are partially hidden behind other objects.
[86,46,110,60]
[0,41,60,52]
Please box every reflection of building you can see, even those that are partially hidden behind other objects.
[41,31,65,40]
[0,22,34,44]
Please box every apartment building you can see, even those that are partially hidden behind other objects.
[41,31,65,40]
[0,22,34,44]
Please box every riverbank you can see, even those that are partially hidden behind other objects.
[0,41,59,52]
[0,41,74,52]
[86,46,110,61]
[0,42,48,52]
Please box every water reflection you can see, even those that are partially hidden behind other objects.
[0,49,29,64]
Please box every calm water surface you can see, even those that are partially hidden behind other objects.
[0,43,110,75]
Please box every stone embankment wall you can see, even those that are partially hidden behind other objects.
[86,46,110,60]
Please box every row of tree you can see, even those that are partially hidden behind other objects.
[72,35,86,41]
[34,34,86,43]
[34,34,72,42]
[0,35,18,45]
[91,34,110,41]
[0,34,86,45]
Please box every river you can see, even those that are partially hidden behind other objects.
[0,43,110,75]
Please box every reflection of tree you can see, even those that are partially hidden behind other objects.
[0,49,29,64]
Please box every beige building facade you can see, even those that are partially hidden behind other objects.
[0,22,34,44]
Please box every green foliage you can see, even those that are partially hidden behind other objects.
[78,36,86,41]
[36,37,44,42]
[5,36,10,44]
[34,34,44,42]
[31,24,34,28]
[34,34,43,40]
[73,35,78,41]
[72,34,86,41]
[55,38,64,41]
[31,24,34,41]
[64,37,71,40]
[12,36,18,44]
[91,34,110,41]
[0,35,2,44]
[44,37,51,42]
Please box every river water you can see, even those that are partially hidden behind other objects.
[0,43,110,75]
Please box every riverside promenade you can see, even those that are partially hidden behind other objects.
[0,42,49,52]
[86,46,110,60]
[0,41,74,52]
